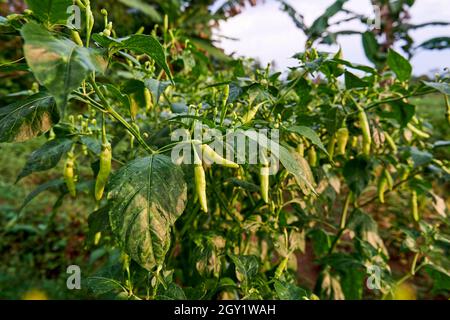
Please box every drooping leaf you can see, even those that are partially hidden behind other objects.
[386,100,416,128]
[108,155,187,271]
[17,138,73,181]
[418,37,450,51]
[345,71,368,89]
[121,35,173,83]
[274,280,308,300]
[144,78,171,104]
[423,81,450,95]
[286,125,328,154]
[117,0,162,22]
[21,22,106,110]
[387,49,412,81]
[25,0,72,25]
[362,31,383,66]
[343,157,371,195]
[0,92,59,143]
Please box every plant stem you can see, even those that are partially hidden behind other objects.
[89,78,155,153]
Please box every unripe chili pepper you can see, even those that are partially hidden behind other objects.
[274,256,289,279]
[130,94,139,120]
[194,164,208,212]
[327,134,336,159]
[71,30,83,46]
[377,174,388,204]
[308,146,317,167]
[357,106,371,156]
[296,142,304,157]
[201,144,239,168]
[242,102,264,124]
[407,123,430,139]
[384,169,394,190]
[144,88,153,111]
[336,127,349,155]
[259,150,270,203]
[260,166,270,204]
[95,142,112,201]
[64,152,76,198]
[383,131,398,153]
[411,190,419,222]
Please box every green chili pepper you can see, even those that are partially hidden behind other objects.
[64,152,77,198]
[411,190,419,222]
[195,164,208,212]
[336,127,349,155]
[357,106,371,156]
[201,144,239,168]
[95,142,112,201]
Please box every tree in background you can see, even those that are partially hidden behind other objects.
[277,0,450,70]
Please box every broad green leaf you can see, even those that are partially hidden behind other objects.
[286,125,328,154]
[409,147,433,168]
[386,100,415,127]
[291,152,315,195]
[17,138,73,181]
[274,280,308,300]
[362,31,383,66]
[343,157,371,195]
[345,71,368,89]
[144,78,171,104]
[423,81,450,95]
[121,35,173,83]
[387,49,412,81]
[117,0,162,22]
[309,0,349,38]
[21,22,106,110]
[0,92,59,143]
[348,210,388,257]
[108,155,187,271]
[243,130,316,194]
[229,254,259,284]
[25,0,72,25]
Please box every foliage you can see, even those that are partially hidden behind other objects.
[277,0,450,69]
[0,0,449,300]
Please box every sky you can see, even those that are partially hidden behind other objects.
[211,0,450,75]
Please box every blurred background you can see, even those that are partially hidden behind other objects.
[212,0,450,75]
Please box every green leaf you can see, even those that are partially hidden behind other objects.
[345,71,368,89]
[362,31,383,66]
[274,280,308,300]
[121,35,173,83]
[286,125,328,154]
[348,210,388,256]
[418,37,450,50]
[229,254,259,283]
[279,146,317,195]
[144,78,171,104]
[309,0,349,38]
[17,138,73,181]
[423,81,450,95]
[21,22,106,110]
[387,49,412,81]
[386,100,415,128]
[0,92,59,143]
[117,0,162,22]
[108,155,187,271]
[343,157,371,195]
[25,0,72,25]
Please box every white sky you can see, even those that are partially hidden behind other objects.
[212,0,450,75]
